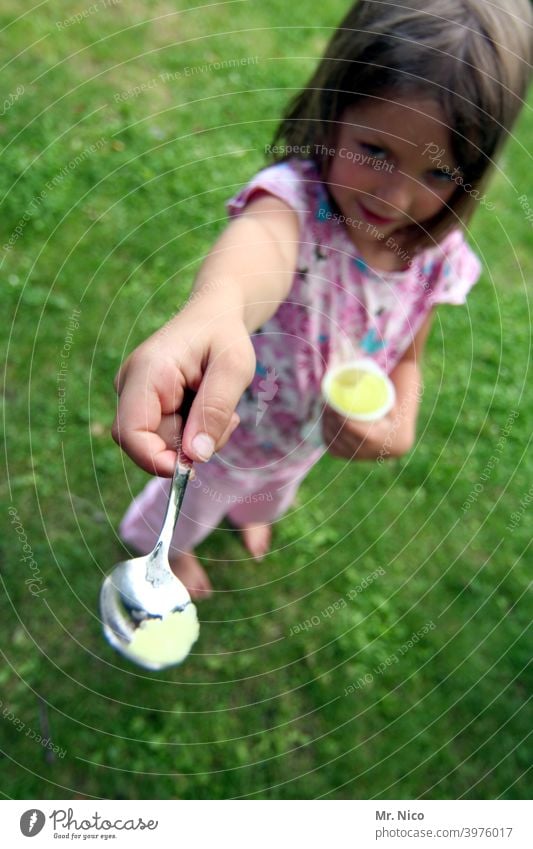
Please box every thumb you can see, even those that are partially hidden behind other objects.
[182,341,255,462]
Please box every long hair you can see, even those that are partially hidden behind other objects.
[272,0,533,251]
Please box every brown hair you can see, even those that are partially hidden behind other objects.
[272,0,533,251]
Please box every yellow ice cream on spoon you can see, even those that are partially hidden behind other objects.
[128,605,200,669]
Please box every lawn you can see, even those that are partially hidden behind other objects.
[1,0,532,800]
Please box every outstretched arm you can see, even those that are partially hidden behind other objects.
[112,194,299,476]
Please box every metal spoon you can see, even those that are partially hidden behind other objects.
[100,446,199,671]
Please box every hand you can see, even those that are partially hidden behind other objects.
[322,405,412,461]
[112,311,256,477]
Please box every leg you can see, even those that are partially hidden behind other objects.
[227,469,308,559]
[169,550,213,600]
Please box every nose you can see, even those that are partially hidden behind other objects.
[372,173,413,216]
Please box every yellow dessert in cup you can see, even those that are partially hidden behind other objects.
[322,358,395,422]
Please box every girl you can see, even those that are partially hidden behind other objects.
[113,0,532,598]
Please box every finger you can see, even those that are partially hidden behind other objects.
[215,412,240,451]
[114,365,125,394]
[155,409,239,459]
[112,416,178,477]
[322,409,347,443]
[322,416,363,459]
[112,362,185,476]
[114,355,133,394]
[182,342,254,462]
[155,412,184,449]
[324,406,374,443]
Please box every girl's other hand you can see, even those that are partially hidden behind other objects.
[324,315,431,461]
[322,404,414,461]
[112,315,256,477]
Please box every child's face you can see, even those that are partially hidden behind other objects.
[326,96,458,247]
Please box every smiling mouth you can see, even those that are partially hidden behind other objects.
[357,202,399,226]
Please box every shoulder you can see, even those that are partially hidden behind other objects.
[419,229,482,306]
[226,159,322,233]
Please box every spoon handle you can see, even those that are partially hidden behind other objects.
[145,441,192,587]
[161,446,192,552]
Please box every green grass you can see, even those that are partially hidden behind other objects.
[1,0,532,800]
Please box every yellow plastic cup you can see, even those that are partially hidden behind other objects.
[322,358,395,422]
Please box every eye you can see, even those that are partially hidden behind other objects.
[428,168,456,184]
[359,142,389,161]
